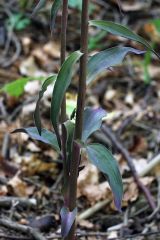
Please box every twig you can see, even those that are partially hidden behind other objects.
[147,176,160,221]
[139,154,160,177]
[102,125,156,210]
[47,230,160,239]
[77,199,110,221]
[1,133,10,159]
[0,219,45,240]
[0,197,37,208]
[0,235,31,240]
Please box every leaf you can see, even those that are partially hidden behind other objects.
[89,20,160,59]
[51,50,83,147]
[34,75,57,135]
[50,0,62,34]
[60,206,77,238]
[62,121,75,176]
[69,0,82,10]
[62,120,75,158]
[82,107,106,142]
[12,127,60,152]
[87,46,145,85]
[1,76,46,97]
[32,0,46,15]
[1,77,30,97]
[86,143,123,211]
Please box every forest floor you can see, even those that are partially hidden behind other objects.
[0,0,160,239]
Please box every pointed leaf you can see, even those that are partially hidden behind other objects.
[63,120,75,157]
[60,206,77,238]
[50,0,62,34]
[89,20,160,59]
[34,75,57,135]
[86,143,123,211]
[12,127,60,152]
[32,0,46,15]
[87,46,145,85]
[82,107,106,142]
[62,120,75,178]
[51,50,83,147]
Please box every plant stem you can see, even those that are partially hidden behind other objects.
[74,0,89,140]
[65,1,89,239]
[60,0,69,206]
[60,0,68,123]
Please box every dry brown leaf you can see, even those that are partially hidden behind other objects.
[77,164,99,198]
[123,181,138,203]
[78,219,94,229]
[19,56,46,77]
[20,155,58,176]
[32,48,49,66]
[0,185,8,196]
[43,41,60,59]
[8,175,29,197]
[78,164,111,204]
[130,136,148,155]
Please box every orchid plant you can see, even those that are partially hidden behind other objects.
[13,0,159,239]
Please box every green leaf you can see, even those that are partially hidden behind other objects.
[86,144,123,211]
[12,127,60,152]
[34,75,57,135]
[60,206,77,238]
[1,77,31,97]
[69,0,82,10]
[62,120,75,158]
[50,0,62,34]
[32,0,46,15]
[51,50,83,147]
[1,76,46,97]
[150,19,160,33]
[87,47,145,85]
[89,20,160,59]
[61,121,75,188]
[82,107,106,142]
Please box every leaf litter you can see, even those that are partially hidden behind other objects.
[0,0,160,239]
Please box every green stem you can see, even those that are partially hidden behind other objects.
[65,1,89,239]
[61,0,68,123]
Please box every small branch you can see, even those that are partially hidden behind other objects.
[0,219,45,240]
[102,125,156,210]
[0,197,37,208]
[139,154,160,177]
[77,199,110,220]
[0,235,30,240]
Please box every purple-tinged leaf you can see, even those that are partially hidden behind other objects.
[62,121,75,158]
[60,206,77,238]
[32,0,46,16]
[82,107,106,142]
[50,0,62,34]
[89,20,160,59]
[34,75,57,135]
[12,127,60,152]
[62,121,75,183]
[86,144,123,211]
[87,46,145,85]
[51,51,83,147]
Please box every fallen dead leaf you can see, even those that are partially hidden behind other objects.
[43,41,60,59]
[8,175,29,197]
